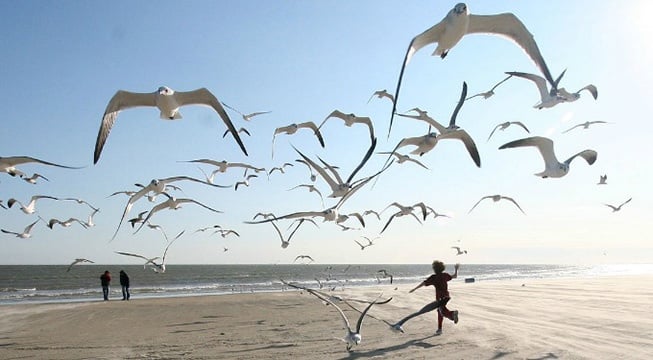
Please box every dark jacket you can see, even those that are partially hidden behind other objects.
[119,271,130,287]
[100,272,111,286]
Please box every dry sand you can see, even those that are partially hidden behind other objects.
[1,275,651,359]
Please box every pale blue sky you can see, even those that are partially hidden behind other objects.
[1,1,651,265]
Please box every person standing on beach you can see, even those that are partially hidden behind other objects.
[100,270,111,301]
[119,270,130,300]
[391,261,459,335]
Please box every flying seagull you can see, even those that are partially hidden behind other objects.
[319,110,375,143]
[562,121,609,134]
[1,219,42,239]
[272,122,325,157]
[0,156,82,178]
[7,195,60,214]
[93,86,248,164]
[506,70,568,109]
[557,84,598,103]
[367,89,395,104]
[499,136,597,178]
[221,102,271,121]
[282,280,390,352]
[486,121,530,142]
[468,195,525,214]
[390,82,481,168]
[597,174,607,185]
[466,75,513,101]
[604,197,632,212]
[66,258,95,272]
[389,2,557,136]
[133,193,222,234]
[21,173,49,184]
[451,246,468,255]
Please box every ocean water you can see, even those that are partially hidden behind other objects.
[1,263,651,305]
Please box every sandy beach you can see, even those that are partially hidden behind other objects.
[1,275,651,359]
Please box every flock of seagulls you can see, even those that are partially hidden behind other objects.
[1,2,633,352]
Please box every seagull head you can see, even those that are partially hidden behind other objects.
[453,3,467,15]
[158,86,174,95]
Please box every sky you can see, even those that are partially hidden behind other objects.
[1,1,651,265]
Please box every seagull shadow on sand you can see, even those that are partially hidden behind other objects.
[337,334,440,359]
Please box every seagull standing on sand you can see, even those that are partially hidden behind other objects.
[466,75,513,101]
[0,156,82,178]
[499,136,597,178]
[562,121,608,134]
[486,121,530,141]
[66,258,95,272]
[604,198,632,212]
[93,86,248,164]
[389,2,557,136]
[468,195,525,214]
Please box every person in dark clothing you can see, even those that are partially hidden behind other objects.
[391,261,459,335]
[119,270,130,300]
[100,270,111,301]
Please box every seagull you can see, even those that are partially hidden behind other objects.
[0,200,6,210]
[506,70,568,109]
[127,211,149,228]
[561,121,609,134]
[182,158,265,174]
[47,217,89,229]
[1,219,42,238]
[7,195,60,214]
[113,176,225,240]
[194,224,222,233]
[354,237,376,250]
[293,139,379,198]
[66,258,94,272]
[222,127,251,138]
[282,280,390,352]
[268,163,295,176]
[272,122,325,157]
[287,184,325,207]
[389,2,557,136]
[597,174,607,185]
[234,174,258,191]
[499,136,597,178]
[295,158,317,182]
[486,121,530,142]
[133,193,222,234]
[0,156,82,178]
[451,246,468,255]
[380,202,428,233]
[213,229,240,238]
[557,84,598,102]
[59,197,100,212]
[221,102,271,121]
[466,75,513,101]
[146,223,170,242]
[468,195,525,214]
[21,173,49,184]
[376,269,394,284]
[367,89,395,104]
[376,151,429,169]
[318,110,375,142]
[362,210,381,221]
[115,231,184,273]
[270,218,312,249]
[294,255,315,263]
[390,82,481,168]
[604,198,632,212]
[93,86,247,164]
[253,212,276,220]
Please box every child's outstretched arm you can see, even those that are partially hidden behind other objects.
[408,281,426,293]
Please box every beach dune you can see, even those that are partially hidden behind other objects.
[1,275,651,359]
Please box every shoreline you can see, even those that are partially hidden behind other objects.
[1,274,651,359]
